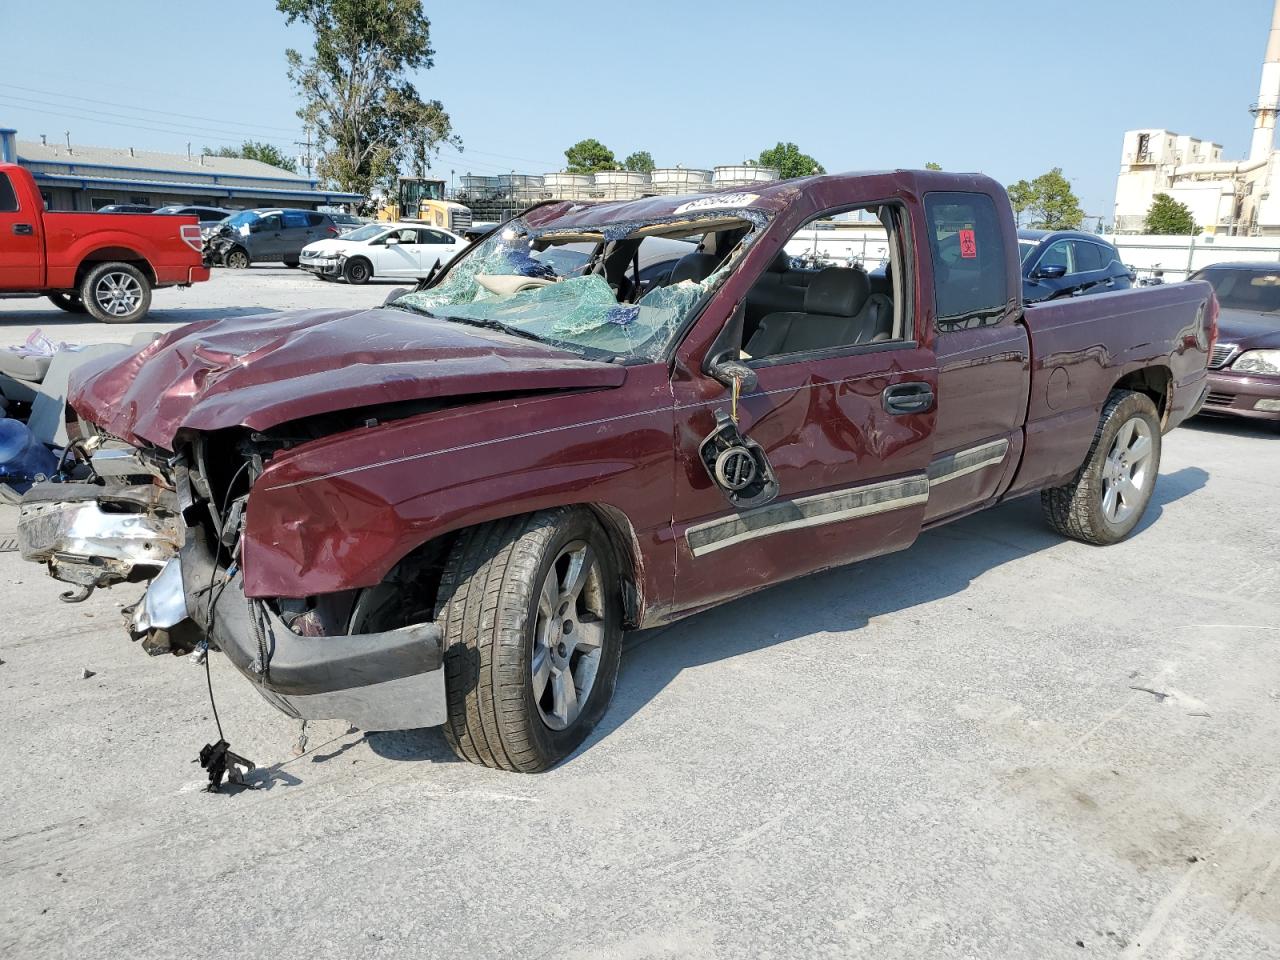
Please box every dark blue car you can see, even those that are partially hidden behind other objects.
[1018,229,1134,303]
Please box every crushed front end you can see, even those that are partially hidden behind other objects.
[17,430,447,731]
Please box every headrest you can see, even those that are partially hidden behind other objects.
[803,267,869,316]
[668,253,719,285]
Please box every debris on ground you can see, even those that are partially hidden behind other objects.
[79,668,95,679]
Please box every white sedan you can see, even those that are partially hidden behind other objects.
[300,222,465,284]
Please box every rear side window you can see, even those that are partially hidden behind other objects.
[282,211,309,228]
[924,192,1009,329]
[306,212,326,227]
[1071,240,1104,272]
[419,229,452,244]
[0,173,17,212]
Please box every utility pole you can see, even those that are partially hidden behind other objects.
[294,127,315,178]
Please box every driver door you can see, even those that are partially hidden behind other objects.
[669,199,937,613]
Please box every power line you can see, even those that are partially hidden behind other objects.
[0,91,297,145]
[0,81,300,136]
[0,97,294,150]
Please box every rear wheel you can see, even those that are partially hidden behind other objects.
[284,259,300,269]
[224,248,250,269]
[79,262,152,324]
[344,257,372,285]
[435,508,623,772]
[46,292,87,314]
[1041,390,1162,545]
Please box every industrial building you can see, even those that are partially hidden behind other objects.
[1113,0,1280,235]
[454,164,780,221]
[0,128,362,212]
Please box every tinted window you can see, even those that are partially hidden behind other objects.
[924,192,1009,327]
[419,229,452,244]
[1071,240,1104,272]
[282,211,309,229]
[0,173,17,212]
[1192,268,1280,312]
[306,212,326,227]
[257,214,282,231]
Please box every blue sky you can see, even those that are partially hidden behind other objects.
[2,0,1273,221]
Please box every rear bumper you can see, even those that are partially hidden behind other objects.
[1200,369,1280,422]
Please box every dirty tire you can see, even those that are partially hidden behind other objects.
[79,261,152,324]
[224,248,250,269]
[435,508,623,772]
[47,292,87,313]
[344,257,372,285]
[1041,389,1162,545]
[283,260,300,268]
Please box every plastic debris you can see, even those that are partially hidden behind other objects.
[80,668,96,679]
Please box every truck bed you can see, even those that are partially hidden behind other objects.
[1006,281,1214,498]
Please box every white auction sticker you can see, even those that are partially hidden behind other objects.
[673,193,760,215]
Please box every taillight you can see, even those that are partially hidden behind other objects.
[180,223,203,252]
[327,226,339,236]
[1206,290,1220,351]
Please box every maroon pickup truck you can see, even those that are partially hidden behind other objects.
[17,170,1215,773]
[0,163,209,323]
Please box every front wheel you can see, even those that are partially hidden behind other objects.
[224,248,250,269]
[79,262,152,324]
[436,508,623,772]
[1041,390,1162,545]
[344,257,372,285]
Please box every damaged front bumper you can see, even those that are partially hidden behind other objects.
[181,533,447,730]
[18,482,182,590]
[18,480,448,731]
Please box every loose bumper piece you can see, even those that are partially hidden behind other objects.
[18,482,181,588]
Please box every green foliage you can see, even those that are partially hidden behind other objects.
[623,150,655,174]
[277,0,460,196]
[1144,193,1201,235]
[924,161,942,171]
[203,141,298,173]
[758,142,825,180]
[1007,168,1083,230]
[564,139,617,173]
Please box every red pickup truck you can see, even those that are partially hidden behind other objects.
[0,163,209,323]
[18,170,1215,773]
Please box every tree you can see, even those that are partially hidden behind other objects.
[564,138,616,173]
[924,161,942,171]
[758,142,825,179]
[277,0,460,197]
[203,141,298,174]
[1144,192,1201,235]
[623,150,655,174]
[1007,168,1083,230]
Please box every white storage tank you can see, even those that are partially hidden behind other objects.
[713,165,781,185]
[649,167,713,195]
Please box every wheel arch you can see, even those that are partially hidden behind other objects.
[1112,364,1172,427]
[75,247,156,287]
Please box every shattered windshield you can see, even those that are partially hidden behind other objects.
[391,207,766,360]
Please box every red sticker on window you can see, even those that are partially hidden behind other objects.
[959,228,978,259]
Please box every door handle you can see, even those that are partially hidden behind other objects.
[882,382,935,415]
[12,223,33,236]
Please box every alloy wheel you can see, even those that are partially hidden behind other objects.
[1101,415,1154,525]
[93,271,144,318]
[531,541,606,731]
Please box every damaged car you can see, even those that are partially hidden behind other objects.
[18,171,1215,772]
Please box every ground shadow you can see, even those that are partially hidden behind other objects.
[0,305,271,330]
[579,465,1209,757]
[1181,414,1279,440]
[365,727,458,763]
